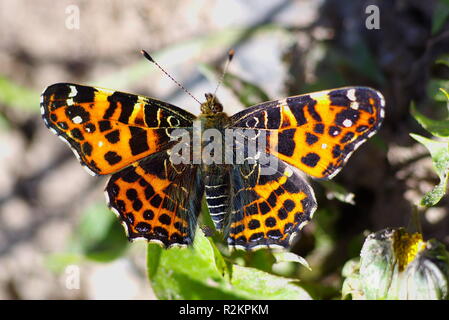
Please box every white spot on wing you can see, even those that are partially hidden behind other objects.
[69,86,78,97]
[321,143,327,149]
[347,89,356,101]
[343,119,353,127]
[72,116,82,124]
[350,101,359,110]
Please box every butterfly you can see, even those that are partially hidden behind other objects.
[41,81,385,250]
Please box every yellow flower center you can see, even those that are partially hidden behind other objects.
[393,229,426,272]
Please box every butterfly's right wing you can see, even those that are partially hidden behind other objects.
[227,156,317,250]
[229,87,385,179]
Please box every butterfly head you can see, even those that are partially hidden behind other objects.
[201,93,223,115]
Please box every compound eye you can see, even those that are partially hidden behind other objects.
[213,103,223,113]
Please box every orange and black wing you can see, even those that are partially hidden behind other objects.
[41,83,195,175]
[105,151,203,247]
[229,87,385,179]
[227,156,317,250]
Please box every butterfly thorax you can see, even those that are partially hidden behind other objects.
[197,94,231,168]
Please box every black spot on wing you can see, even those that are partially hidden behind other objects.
[135,222,151,233]
[159,214,171,225]
[231,224,245,235]
[150,194,163,208]
[43,84,71,102]
[105,129,120,144]
[248,219,260,230]
[329,89,351,107]
[107,92,138,124]
[84,123,96,133]
[121,167,140,183]
[143,210,154,220]
[132,199,143,211]
[277,128,296,157]
[266,108,281,128]
[104,151,122,165]
[287,98,307,126]
[267,229,282,239]
[305,132,319,145]
[103,97,118,119]
[301,152,320,167]
[313,123,324,134]
[340,131,355,143]
[265,217,276,227]
[73,85,96,103]
[307,99,322,122]
[332,145,342,158]
[82,142,93,156]
[99,120,112,132]
[70,128,84,140]
[129,126,150,156]
[126,188,138,201]
[259,202,271,215]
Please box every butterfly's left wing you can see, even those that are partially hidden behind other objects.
[229,87,385,179]
[227,156,317,250]
[41,83,195,175]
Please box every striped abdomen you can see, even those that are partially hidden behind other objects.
[204,168,230,231]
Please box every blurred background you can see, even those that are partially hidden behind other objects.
[0,0,448,299]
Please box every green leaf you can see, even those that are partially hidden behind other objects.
[432,0,449,35]
[318,180,355,205]
[147,229,236,300]
[147,229,312,300]
[273,251,311,271]
[73,203,129,262]
[0,75,40,112]
[410,133,449,206]
[411,102,449,138]
[242,249,276,273]
[427,79,449,102]
[198,64,270,108]
[435,55,449,68]
[230,264,312,300]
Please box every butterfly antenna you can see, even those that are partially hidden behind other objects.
[141,50,201,105]
[211,49,235,104]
